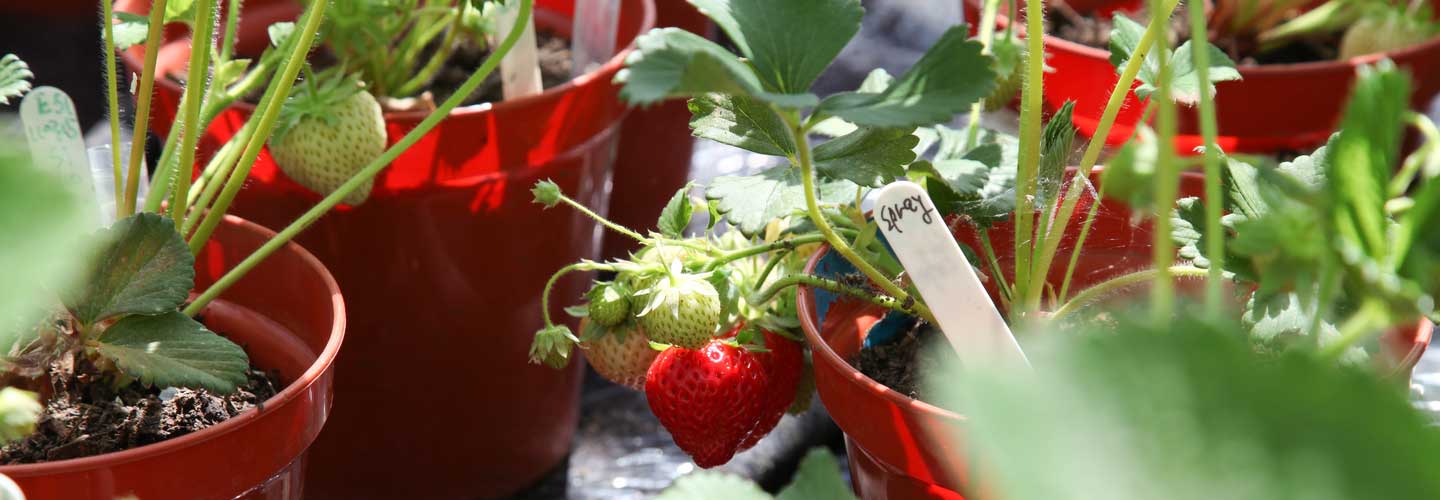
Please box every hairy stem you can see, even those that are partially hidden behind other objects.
[170,0,221,227]
[1391,111,1440,197]
[750,274,925,318]
[540,263,583,328]
[186,0,537,316]
[219,0,244,62]
[964,0,1004,151]
[554,190,648,243]
[1188,0,1225,316]
[1011,0,1047,318]
[1148,0,1180,325]
[704,234,828,272]
[395,2,467,97]
[1050,265,1208,321]
[121,0,172,217]
[101,0,125,217]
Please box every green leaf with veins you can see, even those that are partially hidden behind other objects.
[1276,136,1332,189]
[90,311,250,393]
[0,54,34,105]
[776,448,858,500]
[1100,126,1158,211]
[1171,197,1210,268]
[112,13,151,51]
[818,26,996,127]
[164,0,197,24]
[1109,14,1241,105]
[1223,157,1271,220]
[924,158,1016,226]
[813,127,919,187]
[657,184,696,238]
[1243,292,1365,364]
[65,213,194,326]
[706,167,860,236]
[1326,62,1409,261]
[688,93,795,156]
[688,0,863,94]
[1036,102,1076,209]
[618,28,817,107]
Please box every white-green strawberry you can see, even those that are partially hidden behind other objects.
[269,73,386,206]
[586,281,631,327]
[635,262,721,349]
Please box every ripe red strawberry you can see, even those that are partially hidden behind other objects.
[581,320,658,390]
[269,74,386,206]
[645,325,802,467]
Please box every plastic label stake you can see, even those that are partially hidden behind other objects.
[495,3,544,99]
[874,181,1029,371]
[20,86,100,223]
[570,0,619,77]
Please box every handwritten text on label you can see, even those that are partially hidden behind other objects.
[878,195,936,233]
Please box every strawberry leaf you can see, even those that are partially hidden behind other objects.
[1327,61,1409,262]
[689,0,863,94]
[268,22,296,48]
[812,127,919,187]
[1108,14,1241,105]
[1036,102,1076,209]
[617,28,817,108]
[817,26,995,127]
[64,213,194,326]
[112,12,151,51]
[164,0,198,25]
[706,167,860,236]
[1171,197,1209,268]
[89,311,250,393]
[918,158,1015,226]
[776,448,858,500]
[658,184,696,238]
[688,93,796,157]
[0,54,33,105]
[1101,126,1158,212]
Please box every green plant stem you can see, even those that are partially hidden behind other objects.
[185,0,331,255]
[1319,298,1389,360]
[184,134,246,235]
[752,249,793,290]
[790,120,935,324]
[1148,0,1180,325]
[1188,0,1226,316]
[540,263,582,328]
[121,0,172,217]
[554,191,648,243]
[1011,0,1047,319]
[704,234,828,272]
[170,0,221,228]
[964,0,1003,151]
[186,0,536,316]
[1391,112,1440,196]
[220,0,243,62]
[977,230,1013,306]
[1049,265,1208,321]
[101,0,125,218]
[395,3,466,97]
[749,274,925,318]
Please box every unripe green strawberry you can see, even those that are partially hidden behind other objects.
[269,75,386,206]
[528,324,578,369]
[636,264,721,349]
[586,282,631,327]
[1340,11,1438,59]
[581,320,659,390]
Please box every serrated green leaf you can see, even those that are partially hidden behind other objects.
[813,127,918,187]
[1171,196,1209,268]
[688,93,795,156]
[65,213,195,325]
[618,28,816,108]
[1276,137,1331,189]
[165,0,198,24]
[657,471,771,500]
[658,185,696,237]
[1223,157,1270,220]
[933,125,971,161]
[1101,126,1158,212]
[214,58,253,88]
[1109,15,1241,105]
[90,311,250,393]
[1327,62,1408,261]
[112,12,151,51]
[689,0,863,94]
[0,54,34,105]
[268,22,296,48]
[564,304,589,318]
[776,448,858,500]
[1036,102,1076,208]
[818,26,996,127]
[706,167,859,236]
[989,31,1024,80]
[926,158,1015,225]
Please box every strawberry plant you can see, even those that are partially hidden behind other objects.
[0,0,535,453]
[1196,0,1438,58]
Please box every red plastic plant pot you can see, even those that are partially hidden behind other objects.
[0,215,345,500]
[797,172,1431,499]
[602,0,712,261]
[117,0,655,497]
[969,0,1440,153]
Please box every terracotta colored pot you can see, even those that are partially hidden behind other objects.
[799,172,1432,499]
[118,0,655,497]
[0,215,344,500]
[601,0,710,261]
[970,0,1440,153]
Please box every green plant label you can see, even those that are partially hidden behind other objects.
[875,180,1028,371]
[20,86,97,222]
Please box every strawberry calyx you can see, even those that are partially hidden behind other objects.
[272,69,368,140]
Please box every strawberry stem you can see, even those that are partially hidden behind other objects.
[553,190,649,243]
[963,0,1003,151]
[1148,0,1180,326]
[1048,265,1208,322]
[186,0,537,316]
[169,0,221,229]
[749,274,924,319]
[703,233,829,272]
[120,0,172,218]
[101,0,124,220]
[1187,0,1226,317]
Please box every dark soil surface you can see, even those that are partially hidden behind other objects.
[850,322,960,404]
[1046,1,1342,65]
[1,357,281,464]
[429,31,573,108]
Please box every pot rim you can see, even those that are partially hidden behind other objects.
[990,6,1440,76]
[117,0,658,122]
[0,214,346,475]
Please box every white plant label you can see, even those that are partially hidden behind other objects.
[20,86,99,221]
[495,4,544,99]
[571,0,619,77]
[874,181,1029,371]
